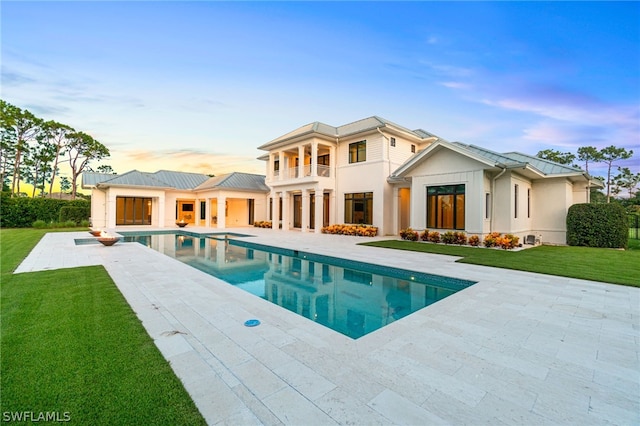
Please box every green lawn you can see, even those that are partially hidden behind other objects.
[360,238,640,287]
[0,228,206,425]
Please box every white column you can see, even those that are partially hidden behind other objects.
[217,196,226,228]
[298,145,305,177]
[311,141,318,177]
[314,191,324,233]
[107,193,117,228]
[158,196,166,228]
[205,198,211,228]
[278,151,285,181]
[392,186,400,235]
[301,189,309,232]
[272,193,280,230]
[281,191,290,231]
[195,198,201,226]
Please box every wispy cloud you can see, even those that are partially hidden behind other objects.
[439,81,472,90]
[116,149,263,176]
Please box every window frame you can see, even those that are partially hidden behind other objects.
[344,192,373,225]
[426,184,465,230]
[348,140,367,164]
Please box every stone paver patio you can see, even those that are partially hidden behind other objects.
[15,227,639,425]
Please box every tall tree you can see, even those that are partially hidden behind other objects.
[536,149,576,166]
[614,167,640,199]
[0,101,43,196]
[59,176,71,198]
[23,139,56,197]
[577,146,603,175]
[66,131,110,199]
[600,145,634,203]
[41,120,74,197]
[96,164,116,174]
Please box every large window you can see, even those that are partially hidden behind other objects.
[345,192,373,224]
[349,141,366,163]
[116,197,152,225]
[427,184,465,230]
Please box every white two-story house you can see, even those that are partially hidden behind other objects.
[259,116,601,243]
[258,116,439,235]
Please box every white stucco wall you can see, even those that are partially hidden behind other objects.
[531,178,574,244]
[406,148,489,234]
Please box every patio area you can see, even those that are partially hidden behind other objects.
[15,227,639,425]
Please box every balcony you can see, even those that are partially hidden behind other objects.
[269,165,331,185]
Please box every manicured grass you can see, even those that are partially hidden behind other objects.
[1,228,206,425]
[360,238,640,287]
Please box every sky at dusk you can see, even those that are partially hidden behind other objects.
[2,1,639,181]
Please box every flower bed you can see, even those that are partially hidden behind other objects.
[321,224,378,237]
[253,221,272,228]
[399,229,520,250]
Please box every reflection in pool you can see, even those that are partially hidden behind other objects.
[123,232,476,339]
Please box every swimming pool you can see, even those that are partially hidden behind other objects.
[121,232,476,338]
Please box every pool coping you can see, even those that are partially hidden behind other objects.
[14,227,640,425]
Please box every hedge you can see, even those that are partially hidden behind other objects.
[566,203,628,249]
[0,194,90,228]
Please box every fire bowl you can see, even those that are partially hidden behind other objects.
[97,237,120,246]
[89,230,102,237]
[176,222,188,228]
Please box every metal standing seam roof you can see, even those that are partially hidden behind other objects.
[259,116,441,150]
[456,143,584,175]
[391,140,588,179]
[81,172,116,187]
[195,172,269,192]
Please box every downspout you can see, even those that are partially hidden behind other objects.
[491,166,507,233]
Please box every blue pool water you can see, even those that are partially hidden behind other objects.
[121,232,476,339]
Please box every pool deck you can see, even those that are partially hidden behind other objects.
[15,227,640,425]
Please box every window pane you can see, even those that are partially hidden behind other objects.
[440,195,453,228]
[455,194,465,229]
[116,198,125,225]
[427,195,436,228]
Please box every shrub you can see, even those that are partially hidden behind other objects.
[322,224,378,237]
[468,235,480,246]
[399,227,418,241]
[441,231,456,244]
[453,231,467,245]
[0,195,90,228]
[59,205,90,225]
[419,230,429,241]
[32,220,48,229]
[567,203,628,248]
[483,232,501,248]
[498,234,519,250]
[253,221,272,228]
[428,231,440,243]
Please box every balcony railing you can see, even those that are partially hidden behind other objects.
[273,165,331,180]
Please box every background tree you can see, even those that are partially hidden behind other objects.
[95,164,116,174]
[66,131,110,199]
[536,149,576,166]
[0,101,43,196]
[600,145,634,202]
[577,146,603,175]
[41,120,74,198]
[23,139,56,197]
[614,167,640,199]
[59,176,71,197]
